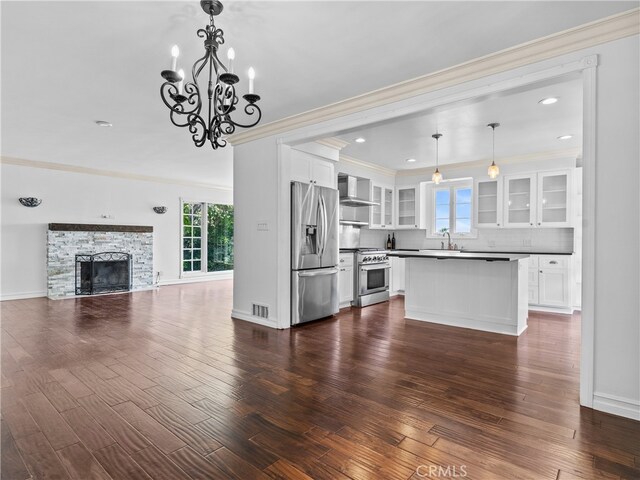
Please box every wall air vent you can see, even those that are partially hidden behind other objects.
[252,303,269,319]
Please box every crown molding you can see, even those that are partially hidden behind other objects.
[229,8,639,146]
[315,137,350,150]
[395,148,581,176]
[339,154,397,177]
[0,156,233,192]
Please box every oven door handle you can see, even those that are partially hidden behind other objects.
[360,265,391,272]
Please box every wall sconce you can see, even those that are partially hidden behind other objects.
[153,206,167,214]
[19,197,42,207]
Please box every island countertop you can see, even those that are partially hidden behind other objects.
[387,250,530,262]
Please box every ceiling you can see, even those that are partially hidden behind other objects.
[334,75,584,171]
[1,1,635,188]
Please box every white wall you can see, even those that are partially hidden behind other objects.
[0,164,232,300]
[590,36,639,417]
[231,138,280,327]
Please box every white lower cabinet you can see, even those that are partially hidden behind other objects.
[528,254,571,311]
[338,253,354,307]
[390,257,405,295]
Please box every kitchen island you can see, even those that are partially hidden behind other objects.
[388,250,530,336]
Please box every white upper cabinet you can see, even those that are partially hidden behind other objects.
[504,174,537,227]
[479,170,572,229]
[290,149,336,189]
[396,185,421,229]
[536,171,571,227]
[474,178,503,228]
[370,184,394,229]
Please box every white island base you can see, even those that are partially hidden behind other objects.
[403,256,529,336]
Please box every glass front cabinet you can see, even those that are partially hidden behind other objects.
[536,171,570,227]
[396,185,421,229]
[503,171,572,228]
[474,178,503,228]
[370,184,395,229]
[503,174,537,227]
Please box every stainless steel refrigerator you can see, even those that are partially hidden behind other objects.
[291,181,339,326]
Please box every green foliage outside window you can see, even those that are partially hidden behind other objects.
[207,204,234,271]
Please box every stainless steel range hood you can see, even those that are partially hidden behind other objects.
[338,175,379,207]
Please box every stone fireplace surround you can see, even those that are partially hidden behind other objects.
[47,223,153,298]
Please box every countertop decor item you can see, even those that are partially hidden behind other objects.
[19,197,42,207]
[159,0,262,150]
[153,206,168,214]
[487,122,501,179]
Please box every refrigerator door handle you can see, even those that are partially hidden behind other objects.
[299,268,339,277]
[319,192,328,258]
[316,194,324,257]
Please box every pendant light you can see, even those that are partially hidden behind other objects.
[432,133,443,184]
[487,122,500,179]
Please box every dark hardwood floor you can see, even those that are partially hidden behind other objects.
[2,280,639,479]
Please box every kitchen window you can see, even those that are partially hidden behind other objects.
[429,179,475,237]
[181,201,234,275]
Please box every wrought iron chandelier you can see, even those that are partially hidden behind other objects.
[160,0,262,149]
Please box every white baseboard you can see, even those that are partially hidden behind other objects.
[592,392,640,421]
[529,305,573,315]
[231,309,279,329]
[405,308,522,336]
[0,290,47,301]
[159,272,233,286]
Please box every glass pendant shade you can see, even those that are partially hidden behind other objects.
[488,161,499,179]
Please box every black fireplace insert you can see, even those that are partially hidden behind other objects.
[75,252,132,295]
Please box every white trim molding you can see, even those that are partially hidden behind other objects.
[593,392,640,421]
[0,156,233,192]
[229,8,639,146]
[231,309,279,329]
[580,54,598,410]
[0,290,47,301]
[159,272,233,286]
[315,137,350,151]
[339,154,397,177]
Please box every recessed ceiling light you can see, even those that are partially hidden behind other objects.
[95,120,112,127]
[538,97,558,105]
[354,137,366,143]
[557,135,573,140]
[406,158,416,163]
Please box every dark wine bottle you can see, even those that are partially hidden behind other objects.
[386,234,392,249]
[391,232,396,250]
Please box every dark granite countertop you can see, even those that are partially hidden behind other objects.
[387,250,529,262]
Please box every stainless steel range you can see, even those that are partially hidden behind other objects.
[355,249,390,307]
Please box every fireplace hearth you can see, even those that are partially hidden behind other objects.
[75,252,132,295]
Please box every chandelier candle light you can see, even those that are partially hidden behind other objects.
[432,133,443,184]
[160,0,262,149]
[487,122,500,179]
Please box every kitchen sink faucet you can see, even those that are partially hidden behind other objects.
[442,230,454,250]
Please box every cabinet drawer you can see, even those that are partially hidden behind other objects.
[539,256,569,270]
[339,253,354,267]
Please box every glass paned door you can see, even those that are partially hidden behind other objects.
[506,176,534,226]
[539,173,568,225]
[383,188,393,226]
[476,180,499,226]
[371,185,382,226]
[397,187,416,227]
[182,203,203,272]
